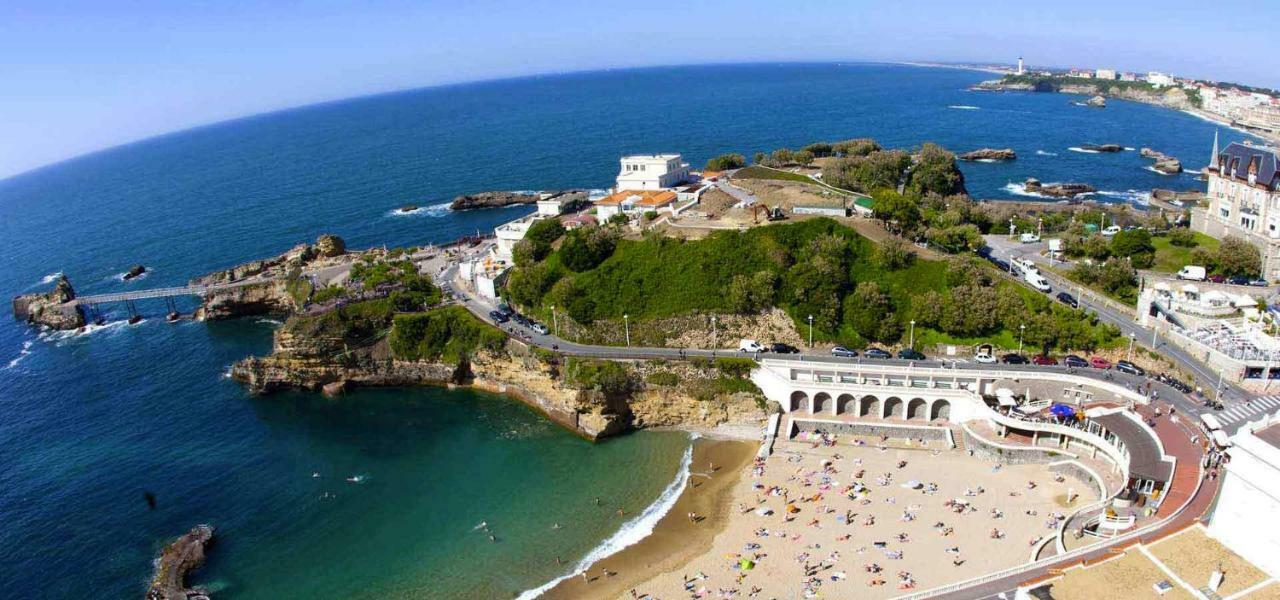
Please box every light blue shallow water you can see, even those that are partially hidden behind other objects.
[0,63,1256,598]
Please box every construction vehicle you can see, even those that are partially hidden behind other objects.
[750,204,787,224]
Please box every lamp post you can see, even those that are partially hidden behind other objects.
[909,320,916,349]
[808,314,814,348]
[712,314,717,349]
[1018,324,1026,356]
[623,314,631,346]
[550,305,557,336]
[1009,218,1015,239]
[1127,332,1136,361]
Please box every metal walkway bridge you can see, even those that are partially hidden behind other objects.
[69,278,274,306]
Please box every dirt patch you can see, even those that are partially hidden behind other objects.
[735,179,847,210]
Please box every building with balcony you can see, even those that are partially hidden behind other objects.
[614,154,690,191]
[1191,135,1280,280]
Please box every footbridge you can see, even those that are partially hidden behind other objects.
[69,285,210,306]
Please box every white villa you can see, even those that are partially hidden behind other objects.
[1192,136,1280,280]
[614,154,690,191]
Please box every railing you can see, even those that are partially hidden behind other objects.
[71,285,208,305]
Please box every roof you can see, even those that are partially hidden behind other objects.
[1255,422,1280,450]
[1214,142,1280,190]
[595,190,677,207]
[1092,413,1173,483]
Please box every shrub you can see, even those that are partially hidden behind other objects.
[389,306,506,362]
[705,153,747,171]
[563,358,638,396]
[1167,228,1198,247]
[646,371,680,387]
[714,357,757,378]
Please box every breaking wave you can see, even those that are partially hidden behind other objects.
[3,340,34,371]
[388,201,452,218]
[1067,147,1100,154]
[1035,150,1058,157]
[1096,190,1151,206]
[948,105,980,110]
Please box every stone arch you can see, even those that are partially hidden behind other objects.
[790,391,810,413]
[931,400,952,422]
[813,392,832,414]
[859,395,880,418]
[907,398,928,421]
[884,397,904,419]
[837,394,857,415]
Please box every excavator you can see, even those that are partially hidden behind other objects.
[750,204,786,224]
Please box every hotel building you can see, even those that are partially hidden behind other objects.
[1193,134,1280,280]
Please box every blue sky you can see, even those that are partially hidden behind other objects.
[0,0,1272,180]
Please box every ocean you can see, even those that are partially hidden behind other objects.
[0,63,1258,598]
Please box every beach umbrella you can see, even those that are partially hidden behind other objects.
[739,559,755,571]
[1050,404,1076,419]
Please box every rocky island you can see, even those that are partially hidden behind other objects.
[146,524,214,600]
[975,74,1200,111]
[1024,177,1096,199]
[449,189,590,211]
[1081,143,1123,153]
[958,148,1016,161]
[1140,148,1183,174]
[11,274,85,330]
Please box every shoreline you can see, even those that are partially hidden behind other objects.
[537,438,758,600]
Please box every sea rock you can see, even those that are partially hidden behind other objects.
[322,380,348,397]
[1025,178,1095,198]
[1081,144,1123,153]
[1085,95,1106,108]
[10,274,86,330]
[450,191,540,211]
[398,204,419,213]
[314,234,345,257]
[146,524,214,600]
[124,265,147,280]
[958,148,1017,162]
[1140,148,1182,174]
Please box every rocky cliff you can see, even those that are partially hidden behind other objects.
[976,78,1197,111]
[191,234,349,321]
[450,191,540,211]
[11,274,85,330]
[146,524,214,600]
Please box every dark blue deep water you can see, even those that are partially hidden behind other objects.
[0,63,1257,598]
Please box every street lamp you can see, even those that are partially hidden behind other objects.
[808,315,814,348]
[712,314,717,349]
[1127,332,1136,361]
[909,320,916,349]
[550,305,557,336]
[624,314,630,347]
[1018,324,1026,356]
[1009,218,1015,238]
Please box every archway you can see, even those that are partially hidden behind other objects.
[884,397,904,419]
[907,398,928,420]
[859,395,880,418]
[837,394,857,415]
[931,400,952,422]
[790,391,810,413]
[813,392,832,414]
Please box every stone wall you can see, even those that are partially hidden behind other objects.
[791,419,951,444]
[1049,460,1109,499]
[963,426,1070,465]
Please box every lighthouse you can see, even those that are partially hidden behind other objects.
[1017,56,1025,75]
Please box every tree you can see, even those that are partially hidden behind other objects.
[1109,229,1155,268]
[905,142,967,197]
[560,226,618,272]
[1189,247,1216,269]
[843,282,901,343]
[832,138,881,157]
[705,153,746,171]
[727,271,778,314]
[871,189,922,235]
[753,152,767,165]
[822,150,910,192]
[802,142,834,157]
[926,224,983,253]
[770,148,794,166]
[877,237,914,270]
[1217,236,1261,277]
[938,285,1000,337]
[794,150,815,166]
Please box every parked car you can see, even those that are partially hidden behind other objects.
[1101,225,1122,237]
[530,322,549,335]
[1209,274,1227,284]
[1089,356,1112,369]
[1250,279,1269,287]
[897,348,926,360]
[1115,360,1146,376]
[1001,353,1028,364]
[1019,232,1041,243]
[831,346,858,358]
[1056,291,1079,309]
[489,310,510,324]
[1032,355,1058,366]
[1064,355,1089,368]
[974,344,997,364]
[513,314,531,326]
[864,348,892,359]
[738,339,766,353]
[993,259,1011,272]
[770,342,800,354]
[1228,275,1251,286]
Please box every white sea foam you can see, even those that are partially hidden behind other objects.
[255,317,284,326]
[387,201,452,218]
[948,105,980,110]
[586,188,610,201]
[40,319,127,343]
[2,340,34,371]
[1124,147,1135,151]
[1002,183,1051,199]
[973,158,998,163]
[1067,147,1100,154]
[39,272,62,285]
[1143,166,1177,176]
[1096,189,1151,206]
[516,440,695,600]
[1034,150,1058,157]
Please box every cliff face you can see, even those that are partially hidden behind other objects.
[194,279,301,321]
[191,234,349,321]
[146,524,214,600]
[976,78,1196,111]
[11,274,85,330]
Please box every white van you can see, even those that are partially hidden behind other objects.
[1101,225,1122,237]
[738,339,766,353]
[1024,271,1051,292]
[1012,258,1039,275]
[1019,232,1041,243]
[1177,265,1207,282]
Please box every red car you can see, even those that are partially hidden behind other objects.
[1032,355,1058,366]
[1089,356,1112,369]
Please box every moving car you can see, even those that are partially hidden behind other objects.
[1064,355,1089,368]
[992,259,1011,272]
[489,310,510,324]
[1176,265,1206,281]
[1056,291,1079,308]
[897,348,926,360]
[1089,356,1111,369]
[1001,353,1028,365]
[530,323,549,335]
[770,342,800,354]
[831,346,858,358]
[738,339,767,353]
[864,348,892,359]
[1025,271,1052,293]
[1032,355,1058,366]
[1115,360,1145,376]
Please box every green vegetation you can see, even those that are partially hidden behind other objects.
[312,285,348,303]
[1068,259,1141,304]
[513,218,566,266]
[563,358,638,395]
[646,371,680,387]
[389,306,506,362]
[705,153,747,171]
[285,277,313,306]
[1212,236,1263,278]
[1151,231,1219,273]
[282,298,396,358]
[999,74,1203,108]
[733,165,815,183]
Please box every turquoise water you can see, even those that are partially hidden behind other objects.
[0,63,1260,598]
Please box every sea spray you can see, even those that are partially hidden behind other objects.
[3,340,34,371]
[515,439,696,600]
[387,201,452,218]
[1067,147,1100,154]
[947,105,980,110]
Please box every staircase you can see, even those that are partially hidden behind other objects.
[951,426,967,452]
[1199,587,1223,600]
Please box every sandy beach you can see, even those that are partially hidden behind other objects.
[543,437,759,600]
[612,433,1097,599]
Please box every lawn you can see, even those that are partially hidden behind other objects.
[1151,232,1219,273]
[732,165,818,184]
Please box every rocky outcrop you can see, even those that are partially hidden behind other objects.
[1140,148,1183,174]
[1081,144,1123,153]
[1024,178,1095,199]
[450,191,540,211]
[958,148,1017,162]
[190,235,349,320]
[146,524,214,600]
[124,265,147,280]
[194,279,302,321]
[976,77,1197,111]
[1085,95,1106,108]
[314,234,345,257]
[11,274,85,330]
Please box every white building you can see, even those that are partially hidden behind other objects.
[1016,56,1024,75]
[1208,412,1280,578]
[1119,72,1138,82]
[1146,71,1176,87]
[493,214,544,262]
[615,154,690,191]
[1192,133,1280,280]
[593,189,677,221]
[1094,68,1117,81]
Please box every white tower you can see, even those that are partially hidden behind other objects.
[1017,56,1025,75]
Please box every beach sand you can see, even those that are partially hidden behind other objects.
[544,437,758,600]
[612,436,1097,599]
